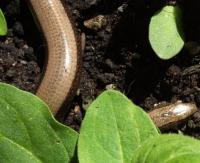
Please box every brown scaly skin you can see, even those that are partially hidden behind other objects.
[29,0,82,115]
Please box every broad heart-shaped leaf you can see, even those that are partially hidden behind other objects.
[132,134,200,163]
[0,83,78,163]
[78,90,159,163]
[0,9,7,36]
[149,5,184,60]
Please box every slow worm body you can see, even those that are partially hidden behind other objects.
[28,0,197,128]
[29,0,81,114]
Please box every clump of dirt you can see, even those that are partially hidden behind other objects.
[1,0,200,137]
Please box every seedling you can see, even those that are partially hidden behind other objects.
[0,83,78,163]
[0,83,199,162]
[0,9,7,36]
[149,4,184,59]
[79,90,200,163]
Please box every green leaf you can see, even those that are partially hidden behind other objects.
[0,134,41,163]
[132,134,200,163]
[0,83,78,163]
[149,5,184,59]
[78,90,159,163]
[0,9,7,36]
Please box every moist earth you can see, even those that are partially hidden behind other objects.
[1,0,200,137]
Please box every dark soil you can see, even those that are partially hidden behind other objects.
[0,1,42,93]
[1,0,200,137]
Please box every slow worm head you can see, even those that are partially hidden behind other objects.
[149,101,198,130]
[29,0,81,114]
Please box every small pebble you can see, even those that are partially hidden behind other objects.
[106,84,116,90]
[117,4,128,13]
[20,60,27,65]
[84,15,107,31]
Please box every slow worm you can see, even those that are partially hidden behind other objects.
[28,0,197,128]
[149,101,198,130]
[29,0,81,115]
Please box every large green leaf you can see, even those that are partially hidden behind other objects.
[0,9,7,36]
[0,83,78,162]
[78,90,159,163]
[132,134,200,163]
[149,5,184,59]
